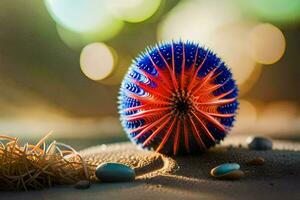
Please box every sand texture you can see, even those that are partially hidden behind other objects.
[1,135,300,200]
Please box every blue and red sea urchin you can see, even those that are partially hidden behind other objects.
[118,41,238,155]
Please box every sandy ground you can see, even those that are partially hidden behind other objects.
[1,135,300,200]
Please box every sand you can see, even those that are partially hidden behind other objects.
[1,135,300,200]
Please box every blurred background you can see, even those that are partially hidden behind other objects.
[0,0,299,149]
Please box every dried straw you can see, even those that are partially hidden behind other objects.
[0,132,95,191]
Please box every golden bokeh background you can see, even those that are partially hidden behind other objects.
[0,0,299,149]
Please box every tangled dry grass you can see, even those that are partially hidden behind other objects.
[0,132,95,191]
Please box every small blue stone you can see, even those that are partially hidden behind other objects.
[211,163,240,177]
[95,163,135,182]
[247,136,273,150]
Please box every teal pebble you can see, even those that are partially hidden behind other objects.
[211,163,240,177]
[95,162,135,182]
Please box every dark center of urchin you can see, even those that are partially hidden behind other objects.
[172,90,193,117]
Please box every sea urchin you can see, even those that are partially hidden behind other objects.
[118,41,238,155]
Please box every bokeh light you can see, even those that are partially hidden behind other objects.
[98,53,131,85]
[56,25,85,49]
[80,43,116,81]
[56,24,123,50]
[157,0,241,44]
[237,0,300,25]
[209,22,259,88]
[45,0,123,42]
[108,0,161,23]
[248,23,286,65]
